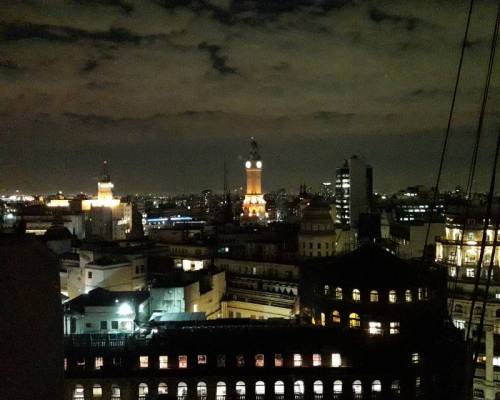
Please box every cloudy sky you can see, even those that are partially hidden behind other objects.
[1,0,499,195]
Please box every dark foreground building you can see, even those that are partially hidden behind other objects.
[300,244,465,400]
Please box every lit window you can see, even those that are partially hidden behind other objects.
[368,321,382,335]
[370,290,379,302]
[179,355,188,368]
[255,381,265,395]
[74,385,84,400]
[294,353,302,367]
[159,355,168,369]
[320,312,326,326]
[64,358,67,371]
[138,383,148,397]
[333,380,343,394]
[466,268,475,278]
[453,319,465,330]
[331,353,341,367]
[324,285,330,295]
[352,289,361,302]
[390,322,400,334]
[313,353,322,367]
[274,381,285,395]
[158,383,168,395]
[411,353,420,364]
[92,384,102,398]
[198,355,207,365]
[405,290,412,302]
[177,382,188,398]
[493,356,500,366]
[236,354,245,367]
[372,380,381,393]
[216,382,226,397]
[391,380,400,394]
[111,385,120,398]
[236,381,246,396]
[449,267,457,277]
[335,287,343,300]
[389,290,397,303]
[332,310,341,324]
[416,377,421,389]
[94,356,103,370]
[139,356,148,368]
[275,354,283,367]
[255,354,264,367]
[294,380,305,395]
[349,313,360,328]
[352,380,362,395]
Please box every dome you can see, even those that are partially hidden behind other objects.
[43,225,72,241]
[300,199,335,232]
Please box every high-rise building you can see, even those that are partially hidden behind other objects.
[241,138,267,224]
[335,156,373,228]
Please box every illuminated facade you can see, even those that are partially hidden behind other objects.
[435,209,500,400]
[82,161,132,240]
[242,138,267,224]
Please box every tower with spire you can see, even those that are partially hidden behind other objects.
[241,138,267,224]
[97,160,114,201]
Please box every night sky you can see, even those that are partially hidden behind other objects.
[1,0,499,195]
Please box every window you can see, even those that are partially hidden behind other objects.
[255,354,264,367]
[333,381,343,394]
[411,352,420,364]
[197,382,207,399]
[77,357,85,367]
[370,290,379,302]
[93,384,102,398]
[313,381,323,395]
[217,354,226,367]
[73,385,85,400]
[335,287,343,300]
[352,380,362,395]
[88,271,92,279]
[369,321,382,335]
[349,313,360,328]
[332,310,341,324]
[405,290,412,302]
[113,357,121,366]
[64,358,67,371]
[139,356,148,368]
[294,353,302,367]
[158,383,168,395]
[236,354,245,367]
[449,267,457,277]
[390,322,400,334]
[454,304,464,314]
[418,288,423,300]
[466,268,475,278]
[216,382,226,398]
[198,355,207,365]
[159,355,168,369]
[493,356,500,366]
[389,290,397,303]
[294,381,305,395]
[138,383,148,397]
[177,382,188,398]
[179,355,188,368]
[111,385,120,399]
[352,289,361,302]
[331,353,341,367]
[324,285,330,295]
[275,353,283,367]
[372,380,381,393]
[255,381,265,395]
[313,353,322,366]
[94,356,103,370]
[320,312,326,326]
[111,321,118,330]
[235,382,246,396]
[274,381,285,395]
[391,380,400,394]
[100,321,107,330]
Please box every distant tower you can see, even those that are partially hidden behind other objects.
[242,138,267,224]
[97,160,114,201]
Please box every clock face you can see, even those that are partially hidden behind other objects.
[256,161,262,168]
[245,161,251,168]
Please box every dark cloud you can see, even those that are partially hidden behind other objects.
[0,0,499,194]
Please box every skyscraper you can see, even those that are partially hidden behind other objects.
[335,155,373,228]
[241,138,267,224]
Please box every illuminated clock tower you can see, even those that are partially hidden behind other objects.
[242,137,267,224]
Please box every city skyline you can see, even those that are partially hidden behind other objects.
[2,0,500,193]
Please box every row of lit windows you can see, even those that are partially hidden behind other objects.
[322,287,427,303]
[313,312,401,334]
[68,353,343,371]
[73,378,407,399]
